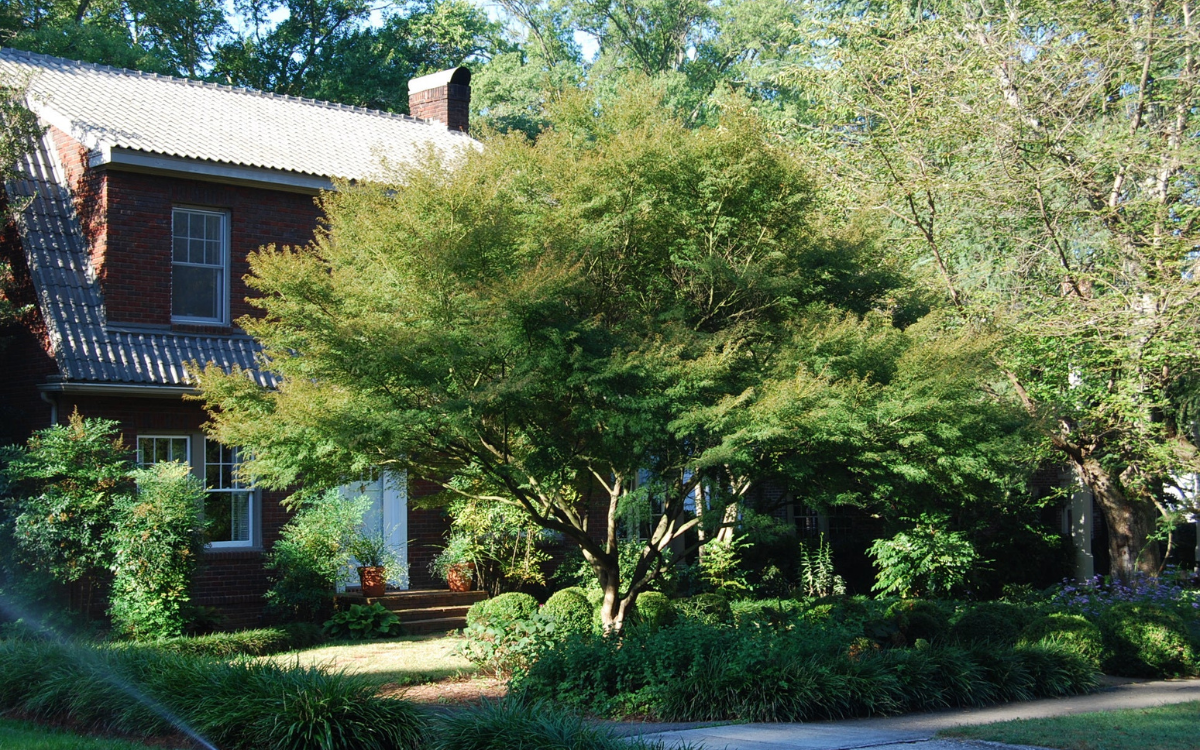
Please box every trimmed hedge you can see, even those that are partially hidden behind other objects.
[0,639,424,749]
[1098,602,1198,678]
[950,603,1031,646]
[466,593,539,629]
[632,592,676,630]
[115,624,326,658]
[887,600,951,643]
[1019,614,1104,668]
[511,620,1097,721]
[542,588,594,637]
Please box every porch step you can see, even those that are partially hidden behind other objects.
[402,616,474,635]
[342,588,487,633]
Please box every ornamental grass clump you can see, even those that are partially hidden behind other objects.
[430,699,691,750]
[0,638,425,749]
[511,619,1097,721]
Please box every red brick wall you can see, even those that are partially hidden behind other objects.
[53,395,293,629]
[102,171,322,327]
[407,477,453,588]
[0,201,58,446]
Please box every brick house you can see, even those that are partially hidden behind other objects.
[0,48,475,627]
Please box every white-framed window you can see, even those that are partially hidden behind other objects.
[204,439,254,548]
[136,435,190,466]
[172,207,228,324]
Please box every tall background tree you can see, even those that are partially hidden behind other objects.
[791,0,1200,579]
[0,0,505,113]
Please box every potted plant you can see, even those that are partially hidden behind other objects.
[349,533,392,597]
[430,534,477,592]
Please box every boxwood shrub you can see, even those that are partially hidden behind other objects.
[1018,614,1104,668]
[632,592,676,630]
[1098,602,1198,678]
[950,603,1032,646]
[886,599,951,644]
[466,592,539,629]
[542,588,594,637]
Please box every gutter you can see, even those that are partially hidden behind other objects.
[37,382,198,399]
[39,391,58,424]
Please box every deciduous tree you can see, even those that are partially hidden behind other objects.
[792,0,1200,579]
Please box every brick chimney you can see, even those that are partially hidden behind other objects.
[407,67,471,133]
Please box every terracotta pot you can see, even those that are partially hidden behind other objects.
[446,563,475,592]
[358,565,387,597]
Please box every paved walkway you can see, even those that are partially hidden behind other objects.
[617,677,1200,750]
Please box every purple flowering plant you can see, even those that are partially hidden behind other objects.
[1049,566,1200,619]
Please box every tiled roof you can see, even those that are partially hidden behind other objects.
[7,132,276,388]
[0,47,473,182]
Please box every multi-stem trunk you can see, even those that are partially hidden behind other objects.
[1074,455,1162,580]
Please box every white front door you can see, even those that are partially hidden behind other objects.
[341,470,409,590]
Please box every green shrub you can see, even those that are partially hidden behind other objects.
[1098,602,1198,678]
[323,602,401,640]
[730,599,804,630]
[675,594,732,626]
[430,699,687,750]
[511,620,1096,721]
[459,613,556,677]
[542,588,593,637]
[0,638,425,749]
[466,592,539,628]
[867,514,979,597]
[699,537,751,597]
[0,415,134,606]
[886,600,950,644]
[265,490,371,623]
[1019,614,1104,668]
[950,603,1029,646]
[632,592,675,630]
[107,463,206,640]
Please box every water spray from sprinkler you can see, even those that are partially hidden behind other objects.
[0,595,221,750]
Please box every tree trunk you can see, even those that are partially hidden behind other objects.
[593,555,635,632]
[1076,456,1161,580]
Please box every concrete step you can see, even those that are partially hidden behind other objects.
[384,604,473,622]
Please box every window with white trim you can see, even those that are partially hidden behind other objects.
[136,436,190,467]
[172,207,228,324]
[204,439,254,548]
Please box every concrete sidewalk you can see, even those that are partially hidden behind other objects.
[618,677,1200,750]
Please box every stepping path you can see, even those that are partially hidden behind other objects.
[615,677,1200,750]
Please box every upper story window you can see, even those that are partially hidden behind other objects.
[172,207,228,324]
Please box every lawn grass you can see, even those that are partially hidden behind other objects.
[264,633,478,688]
[941,701,1200,750]
[0,718,174,750]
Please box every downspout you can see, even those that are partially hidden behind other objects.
[40,390,58,426]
